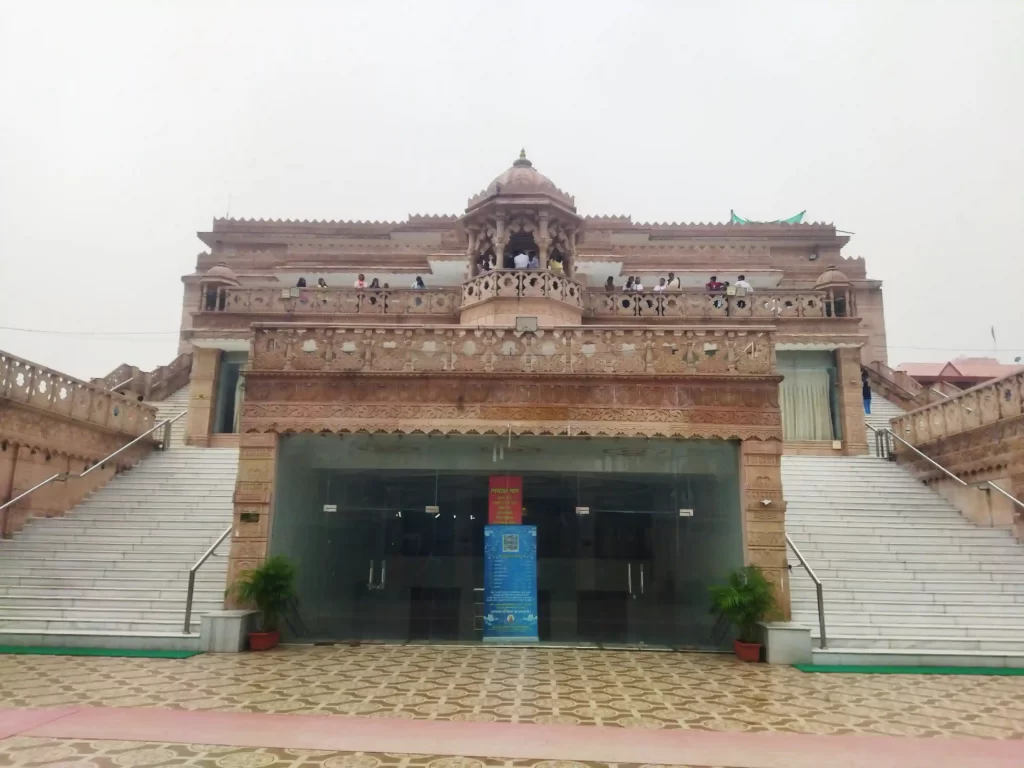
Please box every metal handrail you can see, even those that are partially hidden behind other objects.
[183,525,233,634]
[786,534,827,649]
[0,411,186,528]
[981,482,1024,513]
[929,388,949,399]
[108,376,135,392]
[874,426,1024,515]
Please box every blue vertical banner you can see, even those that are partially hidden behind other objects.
[483,525,538,642]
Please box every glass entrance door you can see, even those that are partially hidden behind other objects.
[574,475,681,646]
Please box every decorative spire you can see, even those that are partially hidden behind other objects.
[513,148,532,168]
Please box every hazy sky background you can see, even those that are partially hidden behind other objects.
[1,1,1022,380]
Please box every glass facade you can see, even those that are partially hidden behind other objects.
[271,434,743,649]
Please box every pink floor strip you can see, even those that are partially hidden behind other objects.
[0,708,77,740]
[5,706,1021,768]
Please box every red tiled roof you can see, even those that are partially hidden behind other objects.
[897,357,1023,382]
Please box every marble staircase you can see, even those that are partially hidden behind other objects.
[783,395,1024,667]
[0,387,239,649]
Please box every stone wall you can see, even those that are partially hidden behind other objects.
[890,370,1024,539]
[0,351,157,536]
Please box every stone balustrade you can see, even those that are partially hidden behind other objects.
[1,352,156,436]
[206,286,461,317]
[461,270,584,310]
[891,369,1024,447]
[94,352,193,402]
[1,351,159,536]
[250,325,776,377]
[588,289,837,320]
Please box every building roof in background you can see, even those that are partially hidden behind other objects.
[898,357,1023,382]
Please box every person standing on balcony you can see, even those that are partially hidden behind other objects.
[412,276,426,289]
[624,276,635,291]
[706,275,725,292]
[633,275,644,291]
[369,278,381,289]
[354,274,366,289]
[862,370,873,415]
[513,251,530,269]
[667,272,681,289]
[605,276,615,293]
[734,274,753,294]
[548,256,565,275]
[296,277,307,287]
[317,277,328,288]
[654,277,667,292]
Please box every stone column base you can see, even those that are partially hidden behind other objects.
[757,621,812,665]
[200,609,260,652]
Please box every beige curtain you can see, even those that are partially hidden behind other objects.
[780,370,834,441]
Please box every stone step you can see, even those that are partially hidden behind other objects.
[808,634,1024,653]
[787,540,1023,555]
[0,557,227,571]
[0,577,224,593]
[788,522,993,533]
[21,530,232,543]
[793,610,1024,628]
[0,629,201,651]
[792,576,1024,592]
[0,584,224,602]
[808,565,1024,578]
[792,586,1024,604]
[790,528,1012,541]
[3,541,228,555]
[0,616,197,633]
[792,598,1022,615]
[799,621,1024,640]
[0,564,225,578]
[808,647,1024,669]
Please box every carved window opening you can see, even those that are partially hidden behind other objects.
[504,231,538,268]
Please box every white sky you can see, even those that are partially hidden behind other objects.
[1,0,1022,380]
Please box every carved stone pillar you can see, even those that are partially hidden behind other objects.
[741,438,790,620]
[225,432,277,607]
[186,347,220,447]
[836,347,869,455]
[538,212,551,263]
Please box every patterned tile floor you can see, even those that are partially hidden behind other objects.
[0,737,726,768]
[0,646,1022,739]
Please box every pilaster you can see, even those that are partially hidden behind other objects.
[741,438,790,620]
[836,347,869,455]
[225,432,277,606]
[186,347,220,447]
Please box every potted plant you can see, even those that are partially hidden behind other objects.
[228,555,298,651]
[709,565,777,662]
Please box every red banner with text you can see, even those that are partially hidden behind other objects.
[488,475,523,524]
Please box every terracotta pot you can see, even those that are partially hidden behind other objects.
[733,639,761,662]
[248,630,280,651]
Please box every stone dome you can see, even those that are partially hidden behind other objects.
[814,266,850,288]
[466,150,575,211]
[203,262,240,285]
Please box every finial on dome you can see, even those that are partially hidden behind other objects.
[513,148,532,168]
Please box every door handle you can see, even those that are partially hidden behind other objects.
[367,560,376,590]
[627,563,633,598]
[640,564,645,595]
[378,559,387,590]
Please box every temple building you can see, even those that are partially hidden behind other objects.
[173,151,885,646]
[7,150,1024,663]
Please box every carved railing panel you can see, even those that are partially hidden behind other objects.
[206,286,461,318]
[891,369,1024,446]
[461,270,584,310]
[0,351,156,436]
[95,352,193,401]
[587,290,834,320]
[250,326,776,378]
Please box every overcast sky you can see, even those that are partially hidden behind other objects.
[1,1,1022,380]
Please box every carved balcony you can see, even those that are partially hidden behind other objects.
[459,269,585,327]
[587,289,849,321]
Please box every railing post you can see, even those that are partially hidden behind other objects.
[815,583,827,649]
[183,571,196,633]
[162,418,172,450]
